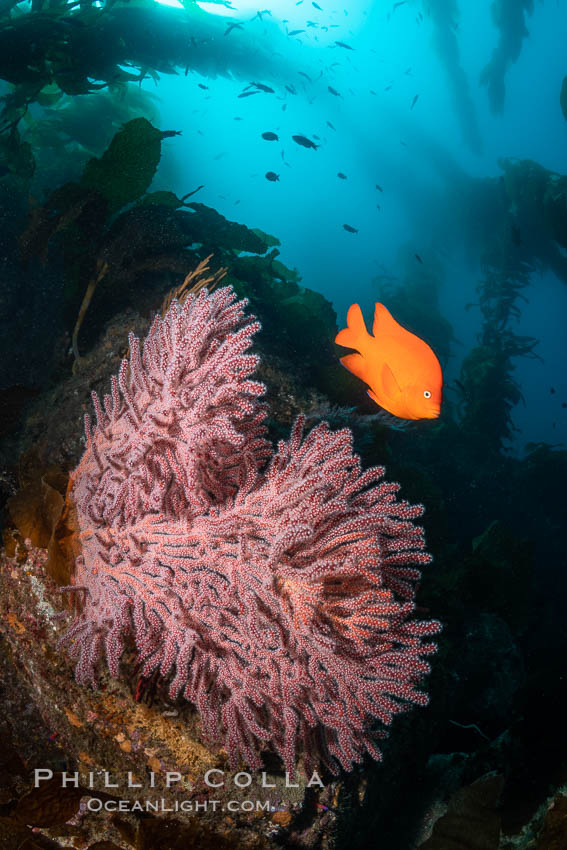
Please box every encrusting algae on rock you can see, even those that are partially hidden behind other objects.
[0,538,308,847]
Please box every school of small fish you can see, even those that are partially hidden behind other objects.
[190,0,425,240]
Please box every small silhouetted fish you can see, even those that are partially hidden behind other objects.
[252,82,275,93]
[288,29,306,36]
[328,85,341,96]
[376,184,383,192]
[298,71,312,82]
[307,20,318,27]
[265,171,280,181]
[410,93,419,109]
[370,89,377,95]
[214,152,227,160]
[225,22,244,35]
[238,91,259,98]
[262,131,279,141]
[285,84,297,94]
[282,103,287,111]
[385,83,393,91]
[392,0,406,9]
[313,1,323,8]
[234,116,243,120]
[400,140,407,146]
[313,134,320,140]
[550,387,556,394]
[404,67,412,75]
[337,172,347,179]
[414,253,423,264]
[343,224,358,233]
[376,204,381,210]
[326,120,336,130]
[292,134,319,149]
[335,40,354,49]
[198,83,209,89]
[296,0,303,4]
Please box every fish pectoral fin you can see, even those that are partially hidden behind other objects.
[367,389,381,405]
[381,363,402,398]
[339,353,366,380]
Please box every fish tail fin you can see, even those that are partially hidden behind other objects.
[335,304,368,351]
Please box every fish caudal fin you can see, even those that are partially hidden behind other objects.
[335,303,368,351]
[339,352,367,381]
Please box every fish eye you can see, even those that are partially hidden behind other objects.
[424,390,431,399]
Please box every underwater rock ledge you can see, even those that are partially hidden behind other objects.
[0,540,329,848]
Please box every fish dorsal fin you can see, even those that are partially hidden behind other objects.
[372,303,403,338]
[335,303,368,352]
[381,363,402,398]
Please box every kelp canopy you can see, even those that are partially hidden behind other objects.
[0,0,295,134]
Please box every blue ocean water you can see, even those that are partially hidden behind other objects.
[147,0,567,451]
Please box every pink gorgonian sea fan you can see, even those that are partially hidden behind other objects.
[61,283,441,776]
[71,284,270,527]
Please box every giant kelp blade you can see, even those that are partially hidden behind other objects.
[80,118,165,215]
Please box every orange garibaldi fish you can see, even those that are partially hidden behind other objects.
[335,302,443,422]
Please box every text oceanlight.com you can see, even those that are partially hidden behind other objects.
[87,798,272,813]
